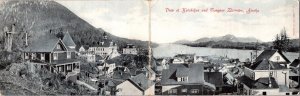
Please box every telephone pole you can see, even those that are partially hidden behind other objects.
[147,0,152,73]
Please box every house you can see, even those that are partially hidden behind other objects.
[194,55,209,63]
[78,45,89,53]
[23,31,80,74]
[238,50,291,95]
[122,44,138,55]
[88,33,120,58]
[78,45,106,62]
[254,49,290,68]
[114,73,155,95]
[172,54,195,64]
[98,61,116,77]
[160,63,216,95]
[89,40,118,57]
[104,79,124,95]
[135,66,156,81]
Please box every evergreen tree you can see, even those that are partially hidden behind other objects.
[273,28,291,52]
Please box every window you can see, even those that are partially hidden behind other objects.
[53,53,58,60]
[276,56,280,61]
[24,53,29,59]
[181,89,187,93]
[262,92,267,95]
[32,53,36,59]
[168,89,177,94]
[177,77,188,82]
[251,72,255,79]
[41,53,45,60]
[56,44,61,49]
[67,52,71,59]
[67,64,72,70]
[190,89,199,94]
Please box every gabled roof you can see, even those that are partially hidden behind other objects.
[238,76,279,89]
[290,59,300,67]
[249,59,286,70]
[175,67,189,77]
[24,32,65,52]
[255,50,290,63]
[80,45,89,50]
[161,63,204,85]
[112,70,132,80]
[128,73,155,91]
[106,79,124,87]
[62,32,76,47]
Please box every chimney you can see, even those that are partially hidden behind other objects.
[25,31,28,46]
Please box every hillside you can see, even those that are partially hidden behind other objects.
[0,0,154,52]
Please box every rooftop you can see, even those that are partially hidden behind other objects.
[128,73,155,91]
[255,50,290,64]
[290,59,300,67]
[248,59,286,70]
[62,32,76,47]
[161,63,204,85]
[24,31,76,52]
[238,76,279,89]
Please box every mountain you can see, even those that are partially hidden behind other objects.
[174,34,261,44]
[173,39,192,44]
[0,0,155,52]
[194,34,261,43]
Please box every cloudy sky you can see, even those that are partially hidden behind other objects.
[57,0,299,43]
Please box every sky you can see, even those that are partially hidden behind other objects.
[57,0,299,43]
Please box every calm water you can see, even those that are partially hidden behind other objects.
[153,43,299,62]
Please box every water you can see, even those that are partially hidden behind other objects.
[153,43,299,62]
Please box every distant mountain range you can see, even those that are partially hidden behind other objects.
[174,34,261,44]
[0,0,155,51]
[175,34,300,52]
